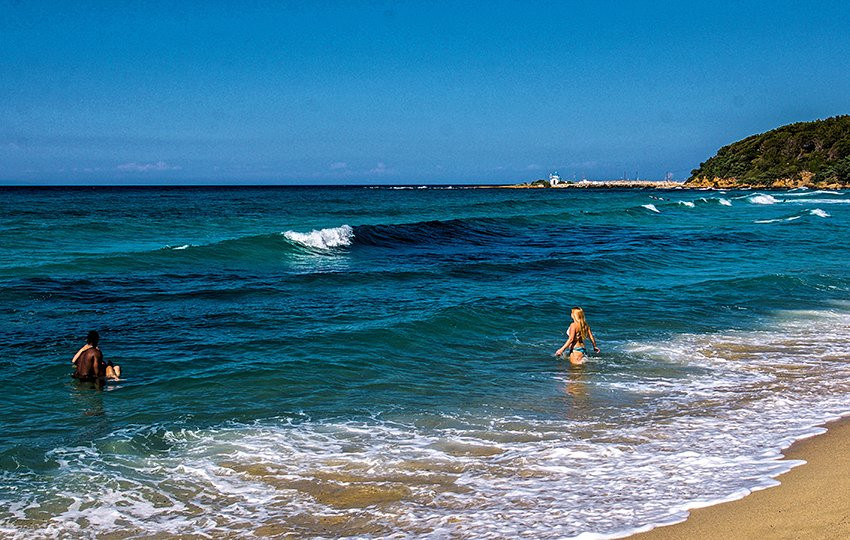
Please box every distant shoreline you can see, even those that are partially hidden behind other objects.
[486,179,850,190]
[485,180,684,189]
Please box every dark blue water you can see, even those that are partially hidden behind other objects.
[1,186,849,538]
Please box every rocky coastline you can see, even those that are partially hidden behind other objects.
[684,173,849,190]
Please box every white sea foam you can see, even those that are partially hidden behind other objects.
[754,215,802,224]
[282,225,354,250]
[747,194,779,205]
[783,190,842,196]
[697,197,732,206]
[782,198,850,204]
[678,201,695,208]
[641,203,661,213]
[755,208,831,224]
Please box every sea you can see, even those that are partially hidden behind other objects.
[1,185,848,539]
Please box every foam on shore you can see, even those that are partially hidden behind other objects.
[632,417,850,539]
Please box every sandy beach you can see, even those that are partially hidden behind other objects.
[634,417,850,539]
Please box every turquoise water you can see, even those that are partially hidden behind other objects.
[1,186,849,538]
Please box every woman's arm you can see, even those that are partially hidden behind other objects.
[588,327,600,353]
[555,324,578,356]
[72,344,92,364]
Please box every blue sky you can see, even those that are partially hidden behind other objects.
[1,1,849,184]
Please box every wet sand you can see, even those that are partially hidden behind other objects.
[633,417,850,539]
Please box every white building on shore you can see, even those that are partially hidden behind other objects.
[548,172,562,186]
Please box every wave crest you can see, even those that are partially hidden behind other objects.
[783,190,843,197]
[283,225,355,250]
[352,218,508,247]
[696,197,732,206]
[754,208,831,224]
[747,194,779,205]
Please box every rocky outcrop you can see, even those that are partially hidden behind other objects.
[686,171,849,190]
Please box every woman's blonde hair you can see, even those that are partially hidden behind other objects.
[571,307,590,339]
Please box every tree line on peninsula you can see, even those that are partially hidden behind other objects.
[687,115,850,188]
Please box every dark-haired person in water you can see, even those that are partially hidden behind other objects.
[72,331,120,381]
[555,307,600,365]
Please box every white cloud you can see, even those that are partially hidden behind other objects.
[329,161,348,170]
[370,162,389,174]
[117,161,182,172]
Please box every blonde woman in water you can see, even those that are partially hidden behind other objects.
[555,307,600,365]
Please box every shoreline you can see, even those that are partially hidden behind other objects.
[486,181,850,190]
[630,415,850,539]
[489,180,684,189]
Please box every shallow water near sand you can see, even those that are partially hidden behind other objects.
[1,185,849,538]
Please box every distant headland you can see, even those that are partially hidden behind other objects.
[505,115,850,190]
[687,115,850,189]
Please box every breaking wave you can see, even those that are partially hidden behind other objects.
[747,194,779,205]
[695,197,732,206]
[754,208,831,224]
[782,190,842,197]
[282,225,355,250]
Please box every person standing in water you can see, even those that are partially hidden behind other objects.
[555,307,600,365]
[72,331,120,381]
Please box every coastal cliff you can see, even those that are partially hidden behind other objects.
[686,116,850,189]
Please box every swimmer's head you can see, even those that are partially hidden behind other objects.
[86,330,100,346]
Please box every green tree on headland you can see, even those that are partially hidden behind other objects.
[687,115,850,187]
